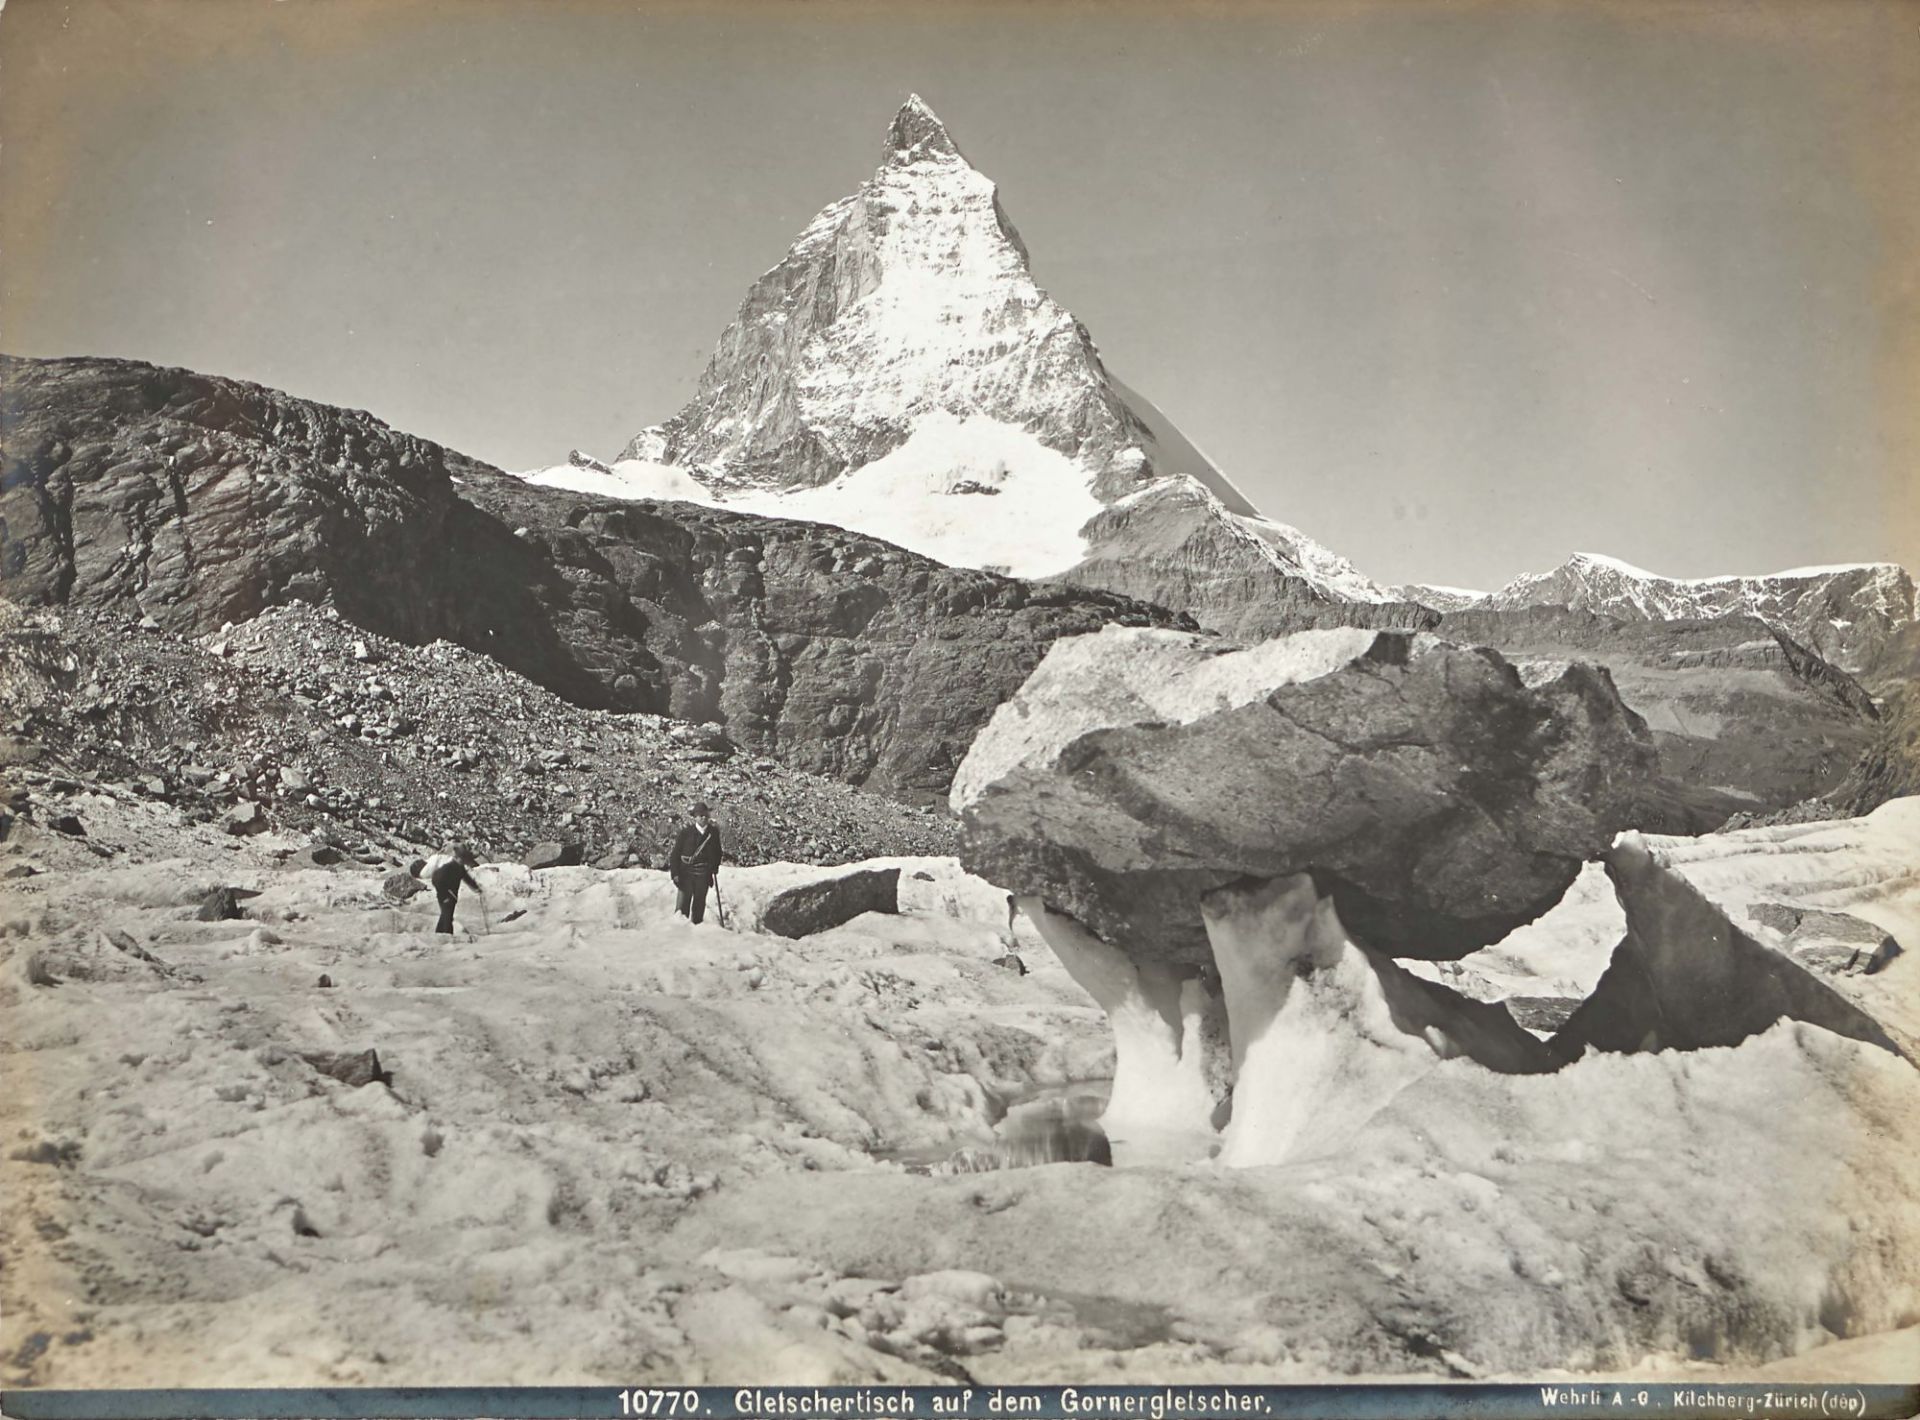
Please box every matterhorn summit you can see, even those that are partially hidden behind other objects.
[580,95,1398,636]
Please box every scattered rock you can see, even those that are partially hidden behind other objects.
[21,952,61,988]
[1748,903,1902,977]
[103,929,168,969]
[525,840,583,870]
[1502,995,1581,1036]
[317,974,333,989]
[990,953,1028,976]
[222,801,265,836]
[591,842,632,871]
[287,844,343,867]
[194,887,249,922]
[382,871,427,901]
[9,1139,81,1168]
[299,1048,392,1088]
[46,814,85,837]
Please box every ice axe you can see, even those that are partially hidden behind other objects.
[712,877,728,930]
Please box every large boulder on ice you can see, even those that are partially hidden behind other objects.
[1745,904,1902,978]
[759,866,901,939]
[953,625,1660,968]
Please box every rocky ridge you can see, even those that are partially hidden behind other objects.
[1,352,1185,805]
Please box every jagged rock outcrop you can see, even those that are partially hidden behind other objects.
[953,624,1664,1151]
[1478,551,1916,681]
[1438,605,1880,819]
[0,353,1184,802]
[1744,903,1902,977]
[1548,836,1908,1063]
[606,96,1400,631]
[1829,682,1920,817]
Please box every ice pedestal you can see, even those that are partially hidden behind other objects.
[1016,896,1222,1144]
[1019,877,1560,1168]
[1203,874,1561,1165]
[1199,875,1436,1166]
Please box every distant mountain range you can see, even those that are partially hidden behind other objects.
[1405,552,1916,679]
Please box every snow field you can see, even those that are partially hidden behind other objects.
[5,809,1920,1384]
[521,414,1107,580]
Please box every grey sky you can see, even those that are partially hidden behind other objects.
[3,0,1915,590]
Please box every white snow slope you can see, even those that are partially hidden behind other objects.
[524,416,1106,578]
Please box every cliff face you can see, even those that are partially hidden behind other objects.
[1438,604,1881,817]
[457,468,1190,799]
[1,353,1184,801]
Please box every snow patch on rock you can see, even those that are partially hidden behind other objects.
[721,414,1103,577]
[950,623,1381,812]
[513,454,718,505]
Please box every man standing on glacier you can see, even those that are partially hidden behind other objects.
[419,842,485,934]
[669,802,725,925]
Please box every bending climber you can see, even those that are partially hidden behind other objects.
[669,802,724,924]
[424,841,483,934]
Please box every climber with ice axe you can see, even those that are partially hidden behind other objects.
[669,801,725,926]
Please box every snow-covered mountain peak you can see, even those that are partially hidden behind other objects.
[885,94,962,166]
[593,98,1393,621]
